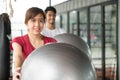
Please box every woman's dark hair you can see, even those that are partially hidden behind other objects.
[25,7,45,24]
[45,6,56,14]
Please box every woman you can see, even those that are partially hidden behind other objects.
[11,7,56,80]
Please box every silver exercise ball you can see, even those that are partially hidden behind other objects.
[20,43,96,80]
[54,33,91,59]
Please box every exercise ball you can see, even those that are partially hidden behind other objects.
[20,43,96,80]
[54,33,91,59]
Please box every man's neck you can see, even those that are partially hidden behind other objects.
[46,23,55,30]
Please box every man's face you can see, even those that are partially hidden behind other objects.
[46,11,56,24]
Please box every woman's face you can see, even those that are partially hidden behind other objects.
[26,14,44,35]
[46,11,56,24]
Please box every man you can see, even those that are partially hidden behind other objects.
[41,6,66,37]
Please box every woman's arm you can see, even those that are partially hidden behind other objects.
[12,42,23,80]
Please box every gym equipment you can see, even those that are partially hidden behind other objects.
[0,13,11,80]
[20,43,97,80]
[54,33,91,58]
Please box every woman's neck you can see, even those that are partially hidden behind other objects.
[27,33,43,48]
[28,33,42,41]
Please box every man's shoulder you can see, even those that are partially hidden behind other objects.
[55,27,66,33]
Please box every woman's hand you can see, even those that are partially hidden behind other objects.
[13,67,21,80]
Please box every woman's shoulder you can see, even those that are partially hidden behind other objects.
[11,34,28,46]
[42,35,57,43]
[10,34,28,50]
[42,35,56,40]
[13,34,27,41]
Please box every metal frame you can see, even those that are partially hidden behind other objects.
[56,0,118,79]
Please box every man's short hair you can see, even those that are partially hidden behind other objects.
[45,6,56,14]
